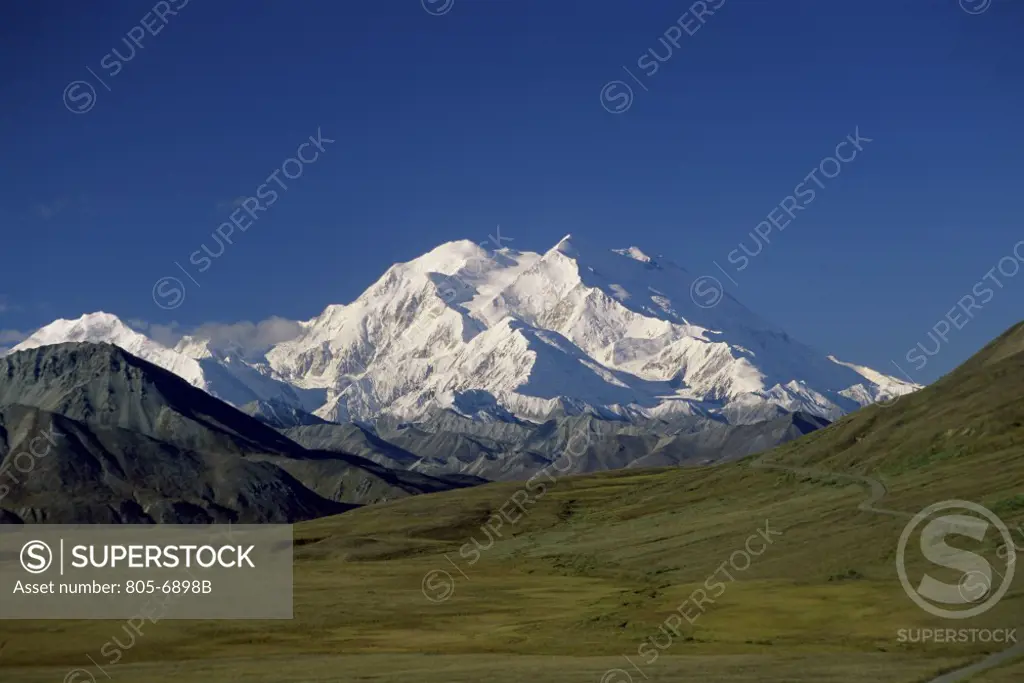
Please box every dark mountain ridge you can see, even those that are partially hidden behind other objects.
[0,343,476,523]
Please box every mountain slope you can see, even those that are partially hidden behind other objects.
[0,343,477,522]
[284,422,424,469]
[0,341,303,457]
[241,397,330,428]
[290,407,828,481]
[0,403,350,523]
[763,320,1024,475]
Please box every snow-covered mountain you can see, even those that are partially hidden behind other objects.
[12,312,325,412]
[11,236,919,424]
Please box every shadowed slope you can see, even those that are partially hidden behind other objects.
[0,343,479,521]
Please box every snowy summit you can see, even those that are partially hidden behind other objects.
[13,236,919,425]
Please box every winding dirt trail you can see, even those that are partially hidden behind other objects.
[749,457,913,519]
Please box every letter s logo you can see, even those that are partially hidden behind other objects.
[917,514,991,605]
[897,500,1015,619]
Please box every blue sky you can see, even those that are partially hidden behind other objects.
[1,0,1021,383]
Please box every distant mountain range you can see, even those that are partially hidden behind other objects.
[11,236,919,427]
[282,409,830,481]
[0,341,826,523]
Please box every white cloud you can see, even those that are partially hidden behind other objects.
[126,319,184,348]
[188,317,303,355]
[128,317,303,358]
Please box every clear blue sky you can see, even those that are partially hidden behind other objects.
[1,0,1021,383]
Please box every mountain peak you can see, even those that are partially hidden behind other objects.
[404,239,501,278]
[553,233,577,254]
[11,237,918,425]
[15,311,136,351]
[13,312,214,396]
